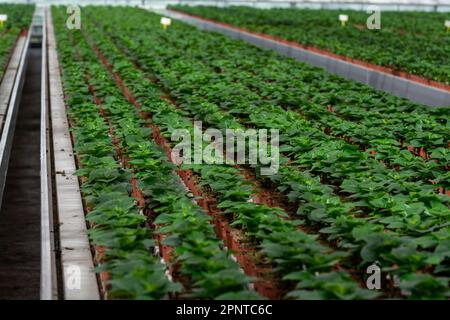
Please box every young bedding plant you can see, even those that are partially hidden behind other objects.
[53,5,450,299]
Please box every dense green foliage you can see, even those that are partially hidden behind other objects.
[170,5,450,84]
[0,4,34,80]
[53,7,258,300]
[52,4,450,299]
[82,23,374,299]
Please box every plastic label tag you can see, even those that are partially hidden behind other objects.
[339,14,348,26]
[161,17,172,29]
[0,14,7,28]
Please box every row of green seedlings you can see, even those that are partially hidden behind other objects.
[55,13,258,299]
[0,33,16,80]
[212,64,450,178]
[87,45,289,298]
[82,7,450,299]
[0,4,34,81]
[111,6,449,171]
[201,47,450,182]
[85,50,260,300]
[168,6,450,87]
[91,9,450,232]
[183,9,449,169]
[87,9,450,207]
[104,10,449,190]
[137,12,450,169]
[73,11,387,299]
[0,26,21,81]
[56,35,177,299]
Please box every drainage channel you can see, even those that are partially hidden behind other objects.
[0,13,43,300]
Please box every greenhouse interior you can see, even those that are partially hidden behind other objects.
[0,0,449,304]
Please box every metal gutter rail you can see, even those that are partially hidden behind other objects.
[160,9,450,107]
[40,7,57,300]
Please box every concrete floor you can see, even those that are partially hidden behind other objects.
[0,48,42,299]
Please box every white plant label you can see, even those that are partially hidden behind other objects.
[161,17,172,29]
[0,14,7,22]
[445,20,450,29]
[339,14,348,26]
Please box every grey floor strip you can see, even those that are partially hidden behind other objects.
[0,45,39,301]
